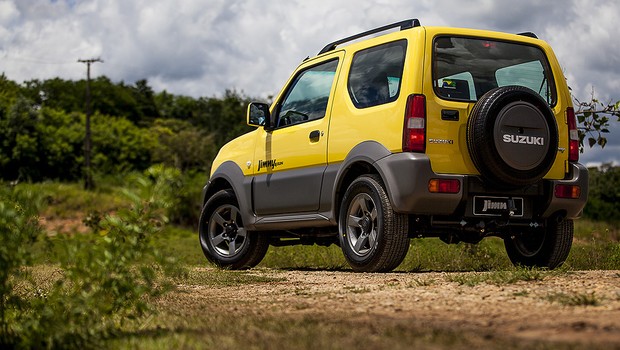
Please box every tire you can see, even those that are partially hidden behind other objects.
[466,86,558,187]
[199,190,269,269]
[504,219,573,269]
[338,174,409,272]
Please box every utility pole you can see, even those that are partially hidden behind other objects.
[78,57,103,190]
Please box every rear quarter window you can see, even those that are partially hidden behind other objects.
[348,40,407,108]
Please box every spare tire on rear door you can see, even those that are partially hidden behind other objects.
[466,86,558,188]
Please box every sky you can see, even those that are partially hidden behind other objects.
[0,0,618,165]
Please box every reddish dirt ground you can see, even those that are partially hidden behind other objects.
[183,268,620,347]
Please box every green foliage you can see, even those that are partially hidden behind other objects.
[35,109,84,180]
[0,103,161,181]
[0,76,261,183]
[22,77,160,124]
[0,185,43,346]
[0,74,21,119]
[545,292,600,306]
[573,89,620,151]
[399,238,511,272]
[261,245,348,270]
[193,90,256,149]
[583,164,620,223]
[259,220,620,272]
[150,119,216,172]
[90,113,158,174]
[1,166,184,349]
[0,100,78,180]
[183,268,285,287]
[567,239,620,270]
[154,91,198,121]
[162,171,208,227]
[445,267,551,287]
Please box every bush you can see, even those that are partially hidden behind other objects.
[1,166,184,349]
[166,171,208,228]
[584,164,620,223]
[0,185,43,347]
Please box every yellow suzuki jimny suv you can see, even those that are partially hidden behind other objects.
[199,19,588,272]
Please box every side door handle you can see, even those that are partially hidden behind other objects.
[309,130,321,142]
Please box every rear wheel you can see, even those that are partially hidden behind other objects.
[338,175,409,272]
[199,190,269,269]
[504,219,573,269]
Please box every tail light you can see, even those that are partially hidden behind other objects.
[567,107,579,162]
[428,179,461,193]
[403,94,426,152]
[555,184,581,199]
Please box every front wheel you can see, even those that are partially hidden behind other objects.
[338,175,409,272]
[504,219,573,269]
[199,190,269,269]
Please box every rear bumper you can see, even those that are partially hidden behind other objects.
[375,153,464,215]
[374,153,588,219]
[542,163,588,219]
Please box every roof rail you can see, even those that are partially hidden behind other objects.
[517,32,538,39]
[318,19,420,55]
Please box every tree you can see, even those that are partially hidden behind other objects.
[573,88,620,151]
[193,90,256,149]
[0,74,20,108]
[131,79,160,121]
[149,119,216,171]
[584,163,620,223]
[0,97,39,181]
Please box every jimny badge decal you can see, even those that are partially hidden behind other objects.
[257,159,283,171]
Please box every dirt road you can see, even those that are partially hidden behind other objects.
[181,269,620,349]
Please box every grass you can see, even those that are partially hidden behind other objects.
[565,219,620,270]
[22,181,131,219]
[261,245,348,270]
[108,313,512,350]
[13,179,620,349]
[545,292,601,306]
[407,277,436,287]
[107,314,568,350]
[260,237,514,272]
[21,179,620,272]
[399,237,512,272]
[182,268,285,287]
[445,267,554,287]
[155,226,205,267]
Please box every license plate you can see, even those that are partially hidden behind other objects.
[473,196,523,217]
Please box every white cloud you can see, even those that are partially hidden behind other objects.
[0,0,618,163]
[544,0,620,102]
[0,0,19,25]
[0,1,618,102]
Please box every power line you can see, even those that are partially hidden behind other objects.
[1,53,74,65]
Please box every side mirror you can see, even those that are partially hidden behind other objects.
[247,102,271,128]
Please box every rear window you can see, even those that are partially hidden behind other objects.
[433,36,556,106]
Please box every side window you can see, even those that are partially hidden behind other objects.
[276,59,338,128]
[348,40,407,108]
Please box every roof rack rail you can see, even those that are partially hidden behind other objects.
[318,19,420,55]
[517,32,538,39]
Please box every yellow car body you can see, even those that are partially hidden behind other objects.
[201,20,588,272]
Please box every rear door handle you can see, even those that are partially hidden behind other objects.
[441,109,459,121]
[309,130,321,142]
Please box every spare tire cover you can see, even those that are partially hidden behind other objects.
[466,86,558,187]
